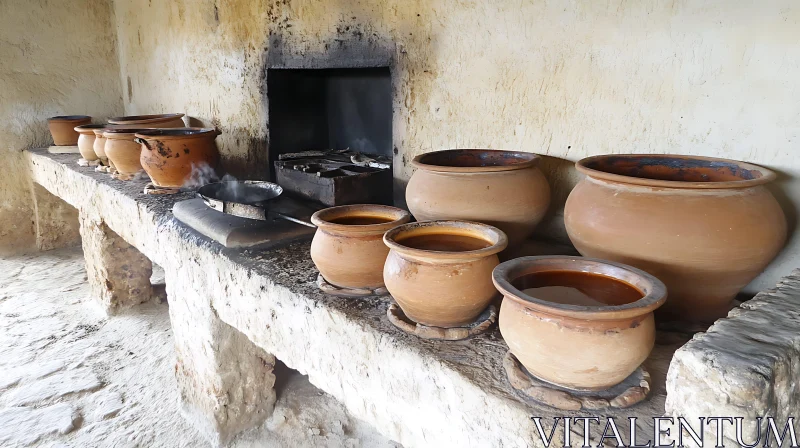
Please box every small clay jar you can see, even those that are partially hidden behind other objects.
[383,220,508,327]
[91,128,110,163]
[103,128,151,177]
[406,149,551,245]
[48,115,91,145]
[493,256,666,390]
[134,128,221,187]
[565,154,787,323]
[74,124,106,161]
[108,113,185,128]
[310,205,412,289]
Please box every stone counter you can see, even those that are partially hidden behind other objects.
[23,149,723,447]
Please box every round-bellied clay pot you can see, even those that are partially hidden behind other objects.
[310,205,412,289]
[383,220,508,327]
[134,128,221,187]
[405,149,550,245]
[74,124,106,161]
[564,154,787,323]
[108,113,185,128]
[92,128,110,162]
[48,115,91,145]
[493,256,667,390]
[103,128,151,177]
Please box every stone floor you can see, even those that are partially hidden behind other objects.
[0,247,400,448]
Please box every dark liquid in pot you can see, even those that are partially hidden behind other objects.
[397,234,492,252]
[512,271,643,306]
[329,216,394,225]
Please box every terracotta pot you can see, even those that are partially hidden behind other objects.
[108,113,185,128]
[493,256,666,390]
[310,205,412,289]
[134,128,221,187]
[47,115,91,145]
[383,220,508,327]
[74,124,106,161]
[406,149,550,245]
[565,154,787,323]
[91,128,110,162]
[103,128,152,177]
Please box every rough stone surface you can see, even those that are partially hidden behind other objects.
[26,150,684,447]
[5,368,103,406]
[0,404,79,446]
[79,213,153,315]
[666,269,800,445]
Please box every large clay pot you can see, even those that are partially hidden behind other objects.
[134,128,221,187]
[48,115,91,145]
[565,154,787,323]
[310,205,412,289]
[92,128,110,163]
[103,128,151,178]
[108,113,185,128]
[74,124,105,161]
[493,256,666,390]
[406,149,550,244]
[383,220,508,327]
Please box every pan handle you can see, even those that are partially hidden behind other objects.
[134,137,151,150]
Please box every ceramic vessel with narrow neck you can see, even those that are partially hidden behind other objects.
[108,113,185,128]
[383,220,508,327]
[564,154,787,323]
[74,124,105,161]
[493,256,666,390]
[405,149,550,245]
[310,205,412,289]
[134,128,220,188]
[48,115,91,145]
[103,128,151,177]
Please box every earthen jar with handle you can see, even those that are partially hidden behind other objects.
[74,124,106,161]
[405,149,550,245]
[565,154,787,323]
[108,113,185,128]
[310,205,412,289]
[383,220,508,327]
[48,115,91,145]
[493,256,666,390]
[134,128,221,187]
[103,128,151,178]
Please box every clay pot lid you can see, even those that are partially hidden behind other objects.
[576,154,777,189]
[383,220,508,261]
[492,256,667,320]
[108,113,185,125]
[74,124,106,134]
[49,115,91,122]
[412,149,540,173]
[134,128,220,140]
[311,205,411,236]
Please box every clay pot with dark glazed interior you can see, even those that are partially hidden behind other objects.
[493,256,666,390]
[134,128,221,188]
[92,128,110,163]
[565,154,787,323]
[310,205,412,289]
[108,113,185,128]
[103,128,151,177]
[74,124,105,161]
[383,220,508,327]
[48,115,91,145]
[405,149,550,245]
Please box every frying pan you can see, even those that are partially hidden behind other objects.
[197,181,314,227]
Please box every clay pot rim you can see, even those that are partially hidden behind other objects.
[412,149,540,173]
[576,154,777,189]
[108,113,185,125]
[384,220,508,261]
[134,128,219,140]
[74,124,107,134]
[48,115,91,122]
[103,128,160,139]
[493,256,667,320]
[311,205,412,236]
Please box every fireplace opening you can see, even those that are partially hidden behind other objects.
[267,67,394,206]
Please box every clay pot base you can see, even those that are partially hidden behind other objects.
[386,303,497,341]
[317,274,389,298]
[77,158,101,167]
[503,352,650,411]
[143,182,182,195]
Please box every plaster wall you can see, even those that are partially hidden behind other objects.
[113,0,800,294]
[0,0,123,254]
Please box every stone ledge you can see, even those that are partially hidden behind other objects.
[27,149,680,447]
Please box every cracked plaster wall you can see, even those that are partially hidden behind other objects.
[0,0,123,254]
